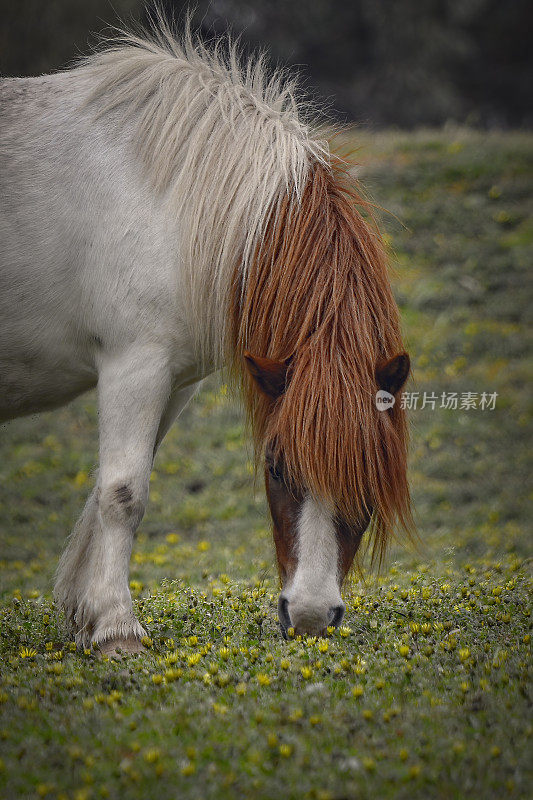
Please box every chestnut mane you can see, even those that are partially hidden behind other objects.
[231,158,412,563]
[79,19,410,562]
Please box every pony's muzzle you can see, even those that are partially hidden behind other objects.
[278,593,345,636]
[278,594,291,636]
[328,602,346,628]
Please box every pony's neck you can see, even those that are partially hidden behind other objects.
[82,27,329,367]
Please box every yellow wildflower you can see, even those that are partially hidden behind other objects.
[19,647,37,659]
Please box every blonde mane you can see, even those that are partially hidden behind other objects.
[80,23,329,365]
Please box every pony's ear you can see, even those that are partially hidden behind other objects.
[243,352,291,400]
[376,352,410,396]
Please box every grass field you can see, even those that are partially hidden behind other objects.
[0,129,531,800]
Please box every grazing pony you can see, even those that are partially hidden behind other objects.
[0,25,411,654]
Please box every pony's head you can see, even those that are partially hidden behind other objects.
[244,349,410,635]
[233,159,412,636]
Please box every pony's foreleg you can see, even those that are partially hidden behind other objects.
[54,346,171,653]
[153,381,203,454]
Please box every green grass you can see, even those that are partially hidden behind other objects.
[1,128,532,800]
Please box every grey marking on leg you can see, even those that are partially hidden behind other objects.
[115,485,133,504]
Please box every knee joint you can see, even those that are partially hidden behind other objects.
[99,481,147,528]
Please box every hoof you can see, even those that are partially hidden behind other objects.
[97,637,145,657]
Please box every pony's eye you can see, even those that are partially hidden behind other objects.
[268,464,282,482]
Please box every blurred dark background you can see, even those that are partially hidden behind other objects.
[1,0,531,128]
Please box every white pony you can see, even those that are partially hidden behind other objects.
[0,25,411,653]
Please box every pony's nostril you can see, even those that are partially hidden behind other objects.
[329,603,345,628]
[278,594,291,634]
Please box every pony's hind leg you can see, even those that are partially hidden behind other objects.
[54,345,172,653]
[54,486,99,635]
